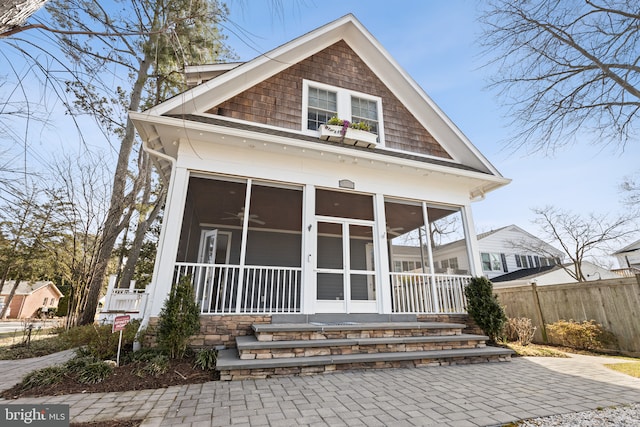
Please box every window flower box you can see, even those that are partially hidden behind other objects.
[319,121,378,148]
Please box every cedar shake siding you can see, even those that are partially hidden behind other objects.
[207,41,451,159]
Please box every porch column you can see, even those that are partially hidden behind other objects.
[144,166,190,319]
[301,184,316,314]
[375,194,392,313]
[461,204,482,277]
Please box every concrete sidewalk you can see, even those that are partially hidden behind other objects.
[1,352,640,426]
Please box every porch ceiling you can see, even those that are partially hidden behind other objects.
[188,177,455,235]
[189,177,303,231]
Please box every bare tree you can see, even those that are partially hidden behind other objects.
[48,154,111,327]
[621,172,640,212]
[480,0,640,153]
[43,0,234,325]
[528,206,637,281]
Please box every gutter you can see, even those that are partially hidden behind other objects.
[137,139,177,339]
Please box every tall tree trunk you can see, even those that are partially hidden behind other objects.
[78,57,152,325]
[0,0,48,36]
[119,160,167,287]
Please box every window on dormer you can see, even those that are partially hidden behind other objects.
[303,80,383,141]
[351,96,378,134]
[307,87,337,131]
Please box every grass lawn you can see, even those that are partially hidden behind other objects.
[605,362,640,378]
[504,342,569,357]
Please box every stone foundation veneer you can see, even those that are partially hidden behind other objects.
[190,315,272,348]
[221,354,510,381]
[143,314,479,349]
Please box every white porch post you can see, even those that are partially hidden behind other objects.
[375,194,392,314]
[301,184,316,314]
[422,202,439,313]
[234,179,252,313]
[144,166,190,319]
[462,204,482,277]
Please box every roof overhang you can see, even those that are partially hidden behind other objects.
[131,111,510,201]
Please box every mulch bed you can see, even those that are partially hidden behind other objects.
[1,358,218,399]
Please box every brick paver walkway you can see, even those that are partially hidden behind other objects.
[1,352,639,426]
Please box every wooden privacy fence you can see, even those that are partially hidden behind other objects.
[494,276,640,356]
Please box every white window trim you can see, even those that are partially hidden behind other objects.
[302,79,385,146]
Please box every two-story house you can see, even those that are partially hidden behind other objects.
[130,15,513,377]
[394,224,564,279]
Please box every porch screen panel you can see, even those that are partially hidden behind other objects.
[349,224,376,301]
[384,200,431,312]
[244,183,303,312]
[317,222,344,300]
[428,206,471,313]
[180,176,248,313]
[384,200,428,273]
[316,189,374,220]
[428,207,470,276]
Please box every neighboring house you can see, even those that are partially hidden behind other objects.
[491,261,620,287]
[612,238,640,276]
[0,281,63,319]
[425,224,565,279]
[130,15,509,328]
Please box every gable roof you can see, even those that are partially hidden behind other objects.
[133,14,507,187]
[613,238,640,255]
[0,281,63,297]
[491,265,559,283]
[433,224,562,256]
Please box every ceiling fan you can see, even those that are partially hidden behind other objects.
[386,226,404,237]
[222,207,265,225]
[368,226,404,237]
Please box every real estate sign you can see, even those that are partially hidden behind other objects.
[113,315,130,332]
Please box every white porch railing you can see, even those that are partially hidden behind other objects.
[107,289,148,313]
[174,263,469,315]
[391,273,471,314]
[174,263,302,314]
[98,275,149,323]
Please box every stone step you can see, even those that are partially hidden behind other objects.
[252,321,466,342]
[216,346,515,381]
[236,334,490,359]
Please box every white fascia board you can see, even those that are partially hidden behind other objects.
[129,112,510,196]
[341,21,504,178]
[148,16,357,117]
[184,63,243,74]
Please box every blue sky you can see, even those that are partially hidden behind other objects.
[2,1,637,259]
[224,0,640,241]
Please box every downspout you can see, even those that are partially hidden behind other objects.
[136,138,177,342]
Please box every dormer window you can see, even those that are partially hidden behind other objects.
[307,87,337,131]
[303,79,384,143]
[351,96,378,134]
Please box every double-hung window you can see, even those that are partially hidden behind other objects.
[481,253,503,272]
[303,80,383,141]
[351,96,379,134]
[307,87,337,131]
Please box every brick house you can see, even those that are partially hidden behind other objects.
[0,280,62,319]
[129,15,512,376]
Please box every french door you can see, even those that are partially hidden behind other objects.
[315,218,377,313]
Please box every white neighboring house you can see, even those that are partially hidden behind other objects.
[419,224,565,279]
[612,238,640,276]
[491,261,620,287]
[129,15,510,328]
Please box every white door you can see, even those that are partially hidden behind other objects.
[315,219,378,313]
[199,230,219,264]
